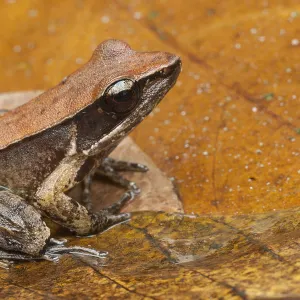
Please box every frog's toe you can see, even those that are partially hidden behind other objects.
[105,190,135,214]
[44,242,107,261]
[95,165,141,193]
[92,191,133,232]
[0,249,44,263]
[105,212,131,228]
[0,259,10,269]
[102,157,149,172]
[94,157,148,192]
[93,210,131,233]
[48,238,68,246]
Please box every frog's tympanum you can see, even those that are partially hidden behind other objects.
[0,40,181,264]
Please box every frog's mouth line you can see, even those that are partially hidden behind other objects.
[85,57,181,156]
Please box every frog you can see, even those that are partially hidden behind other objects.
[0,39,181,263]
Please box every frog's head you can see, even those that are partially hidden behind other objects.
[82,39,181,155]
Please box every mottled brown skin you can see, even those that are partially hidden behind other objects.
[0,40,181,260]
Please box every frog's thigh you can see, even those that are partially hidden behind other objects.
[0,190,50,256]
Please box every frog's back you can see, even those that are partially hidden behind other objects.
[0,40,134,150]
[0,62,102,151]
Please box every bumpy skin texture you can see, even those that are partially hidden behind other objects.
[0,39,181,257]
[0,191,50,256]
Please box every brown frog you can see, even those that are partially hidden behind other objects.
[0,40,181,263]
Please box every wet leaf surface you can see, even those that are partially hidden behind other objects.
[0,0,299,215]
[0,0,299,299]
[1,209,300,299]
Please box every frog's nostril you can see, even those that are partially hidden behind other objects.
[159,56,181,78]
[160,66,173,77]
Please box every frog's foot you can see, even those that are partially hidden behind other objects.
[81,157,148,210]
[0,259,10,269]
[43,238,108,261]
[89,191,134,233]
[0,239,108,267]
[101,190,134,214]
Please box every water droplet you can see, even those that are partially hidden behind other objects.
[101,15,110,24]
[134,12,142,19]
[291,38,300,46]
[13,45,22,53]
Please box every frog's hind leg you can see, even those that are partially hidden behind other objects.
[0,190,108,265]
[0,190,50,261]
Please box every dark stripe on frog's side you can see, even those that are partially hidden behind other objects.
[0,94,129,198]
[0,121,72,197]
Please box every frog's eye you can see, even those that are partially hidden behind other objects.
[101,79,139,114]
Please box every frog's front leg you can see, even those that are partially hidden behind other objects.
[35,156,131,235]
[81,157,148,210]
[101,157,149,173]
[99,157,148,193]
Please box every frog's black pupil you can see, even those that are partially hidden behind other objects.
[113,89,132,103]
